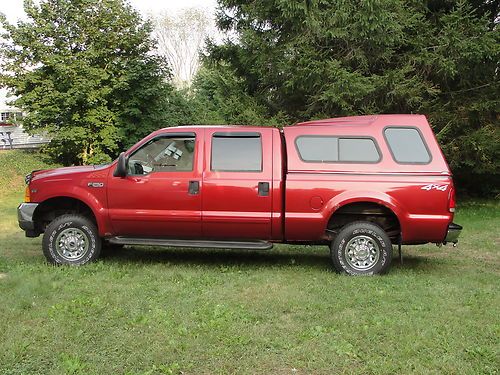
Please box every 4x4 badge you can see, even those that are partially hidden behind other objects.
[421,184,448,191]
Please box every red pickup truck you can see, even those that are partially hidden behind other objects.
[18,114,461,274]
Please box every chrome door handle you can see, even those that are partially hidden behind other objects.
[188,180,200,195]
[258,182,269,196]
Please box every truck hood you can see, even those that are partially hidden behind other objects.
[31,164,109,182]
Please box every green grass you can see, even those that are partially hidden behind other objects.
[0,150,499,374]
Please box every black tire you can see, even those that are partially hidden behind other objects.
[330,221,392,275]
[42,214,101,265]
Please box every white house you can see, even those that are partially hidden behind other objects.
[0,89,49,149]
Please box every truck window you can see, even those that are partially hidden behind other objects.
[296,136,380,163]
[339,138,380,162]
[128,133,196,175]
[384,127,431,164]
[211,132,262,172]
[296,136,338,162]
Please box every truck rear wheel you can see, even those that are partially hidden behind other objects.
[42,214,101,265]
[330,221,392,275]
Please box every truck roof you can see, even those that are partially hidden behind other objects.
[294,114,425,127]
[157,125,271,132]
[157,115,427,132]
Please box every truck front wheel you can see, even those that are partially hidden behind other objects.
[42,214,101,265]
[330,221,392,275]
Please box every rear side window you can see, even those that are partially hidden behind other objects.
[211,132,262,172]
[296,136,380,163]
[384,127,431,164]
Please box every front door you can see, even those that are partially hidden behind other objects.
[202,128,274,240]
[107,130,202,237]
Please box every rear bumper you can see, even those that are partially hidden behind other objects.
[17,203,39,236]
[444,222,462,244]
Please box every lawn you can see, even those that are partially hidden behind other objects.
[0,150,498,375]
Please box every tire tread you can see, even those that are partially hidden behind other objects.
[330,221,392,275]
[42,214,101,265]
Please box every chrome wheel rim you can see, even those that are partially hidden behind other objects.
[55,228,89,261]
[345,235,380,271]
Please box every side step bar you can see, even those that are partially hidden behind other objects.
[108,237,273,250]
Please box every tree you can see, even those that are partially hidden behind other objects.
[114,54,194,150]
[0,0,175,165]
[189,62,288,126]
[153,8,216,88]
[208,0,499,196]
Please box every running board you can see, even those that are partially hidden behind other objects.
[108,237,273,250]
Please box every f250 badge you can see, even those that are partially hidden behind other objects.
[421,184,448,191]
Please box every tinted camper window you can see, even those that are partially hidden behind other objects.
[296,136,380,163]
[384,127,431,164]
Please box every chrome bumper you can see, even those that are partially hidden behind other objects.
[17,203,39,235]
[444,223,462,244]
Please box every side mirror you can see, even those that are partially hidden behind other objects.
[113,152,128,177]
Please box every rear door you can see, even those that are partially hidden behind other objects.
[202,129,274,240]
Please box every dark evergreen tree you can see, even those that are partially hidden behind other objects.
[207,0,499,195]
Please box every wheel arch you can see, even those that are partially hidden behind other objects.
[33,194,105,236]
[323,192,405,241]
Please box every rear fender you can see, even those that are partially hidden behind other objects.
[322,191,405,237]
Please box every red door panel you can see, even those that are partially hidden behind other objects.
[107,130,203,237]
[202,128,274,240]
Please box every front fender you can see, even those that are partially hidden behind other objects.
[33,185,110,237]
